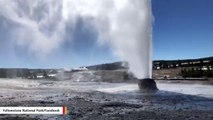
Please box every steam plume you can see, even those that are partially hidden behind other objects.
[0,0,153,79]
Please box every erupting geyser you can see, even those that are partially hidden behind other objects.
[0,0,157,90]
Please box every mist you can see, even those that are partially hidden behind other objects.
[0,0,153,79]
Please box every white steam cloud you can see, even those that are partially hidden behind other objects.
[0,0,153,79]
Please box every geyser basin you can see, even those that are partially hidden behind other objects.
[138,79,158,91]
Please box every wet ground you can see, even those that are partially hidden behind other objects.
[0,78,212,120]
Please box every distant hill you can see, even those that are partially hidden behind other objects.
[86,62,128,70]
[86,56,213,70]
[0,56,212,78]
[0,68,57,78]
[153,56,213,69]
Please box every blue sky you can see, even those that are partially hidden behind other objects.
[152,0,213,60]
[0,0,213,68]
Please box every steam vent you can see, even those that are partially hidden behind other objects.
[138,79,158,91]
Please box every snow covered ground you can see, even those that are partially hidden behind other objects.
[0,77,212,120]
[0,78,212,99]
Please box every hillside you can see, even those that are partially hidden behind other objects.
[86,56,213,70]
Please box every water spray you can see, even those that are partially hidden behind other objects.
[0,0,158,90]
